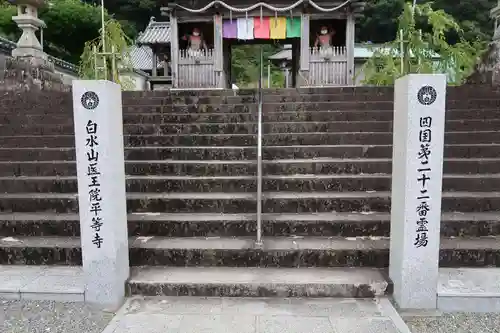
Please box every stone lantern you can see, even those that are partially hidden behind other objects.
[3,0,66,91]
[11,0,47,59]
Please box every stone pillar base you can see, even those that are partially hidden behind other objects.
[1,56,69,91]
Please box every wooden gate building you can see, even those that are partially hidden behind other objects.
[161,0,365,88]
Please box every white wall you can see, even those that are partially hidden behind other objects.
[121,71,148,91]
[53,69,148,91]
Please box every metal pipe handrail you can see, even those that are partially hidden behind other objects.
[255,46,264,246]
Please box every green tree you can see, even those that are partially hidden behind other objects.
[0,1,17,40]
[0,0,136,64]
[83,0,158,32]
[357,0,405,43]
[357,0,497,44]
[360,2,486,85]
[429,0,496,42]
[40,0,106,62]
[231,44,282,87]
[79,18,134,88]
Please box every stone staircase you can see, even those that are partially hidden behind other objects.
[0,86,499,298]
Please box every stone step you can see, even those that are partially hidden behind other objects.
[125,88,257,97]
[262,94,500,103]
[0,147,258,162]
[261,94,393,103]
[3,119,500,136]
[263,144,500,159]
[122,103,256,113]
[0,160,257,176]
[122,96,257,106]
[1,212,498,238]
[1,113,257,125]
[263,158,500,175]
[2,158,499,176]
[5,109,500,125]
[120,100,393,111]
[121,85,496,98]
[260,100,500,112]
[1,88,498,113]
[0,92,71,114]
[0,192,257,214]
[2,174,500,193]
[119,99,500,111]
[258,86,500,98]
[2,144,500,162]
[263,109,500,122]
[0,191,499,213]
[125,266,391,297]
[2,131,500,148]
[0,235,498,267]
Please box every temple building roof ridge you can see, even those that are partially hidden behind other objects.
[163,0,365,14]
[136,17,171,45]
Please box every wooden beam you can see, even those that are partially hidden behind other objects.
[151,45,158,77]
[169,13,179,88]
[300,12,310,72]
[213,13,224,87]
[345,10,355,85]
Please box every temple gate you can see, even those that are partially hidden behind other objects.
[162,0,364,88]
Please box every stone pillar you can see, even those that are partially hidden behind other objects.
[389,74,447,310]
[72,80,129,310]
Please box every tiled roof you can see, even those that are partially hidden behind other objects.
[136,17,171,45]
[129,44,163,71]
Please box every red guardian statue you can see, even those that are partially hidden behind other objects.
[183,27,208,57]
[314,26,336,56]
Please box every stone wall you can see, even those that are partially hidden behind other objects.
[0,90,72,115]
[0,57,69,92]
[2,85,500,117]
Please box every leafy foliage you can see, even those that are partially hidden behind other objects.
[357,0,497,44]
[78,19,134,88]
[0,0,495,85]
[231,44,284,87]
[0,0,137,64]
[83,0,158,33]
[360,2,487,85]
[0,1,16,39]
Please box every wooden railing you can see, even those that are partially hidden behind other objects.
[178,48,218,88]
[308,46,348,86]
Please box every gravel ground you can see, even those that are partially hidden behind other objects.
[404,313,500,333]
[0,300,115,333]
